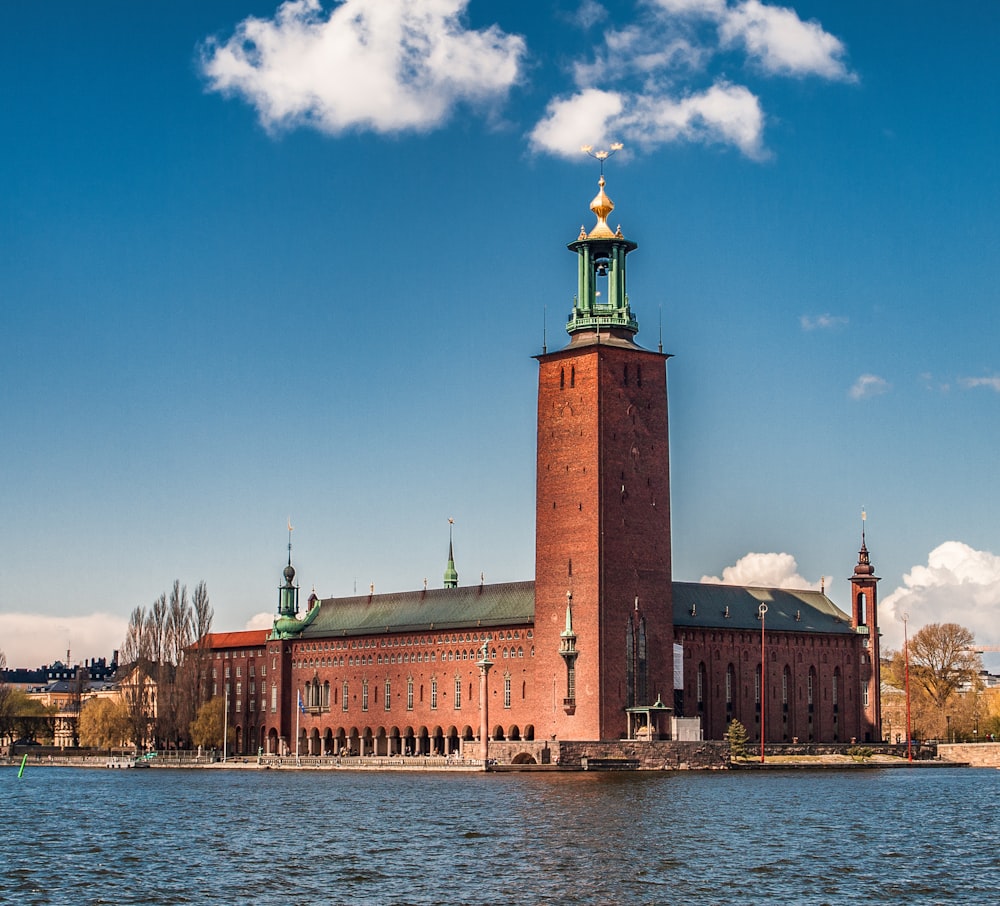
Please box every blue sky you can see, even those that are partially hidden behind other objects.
[2,0,999,670]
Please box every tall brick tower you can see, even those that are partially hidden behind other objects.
[534,165,673,741]
[849,513,882,742]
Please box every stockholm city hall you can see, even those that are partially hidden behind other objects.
[203,164,882,763]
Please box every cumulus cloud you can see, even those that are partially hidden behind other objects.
[530,81,764,159]
[700,551,822,590]
[800,313,848,331]
[0,612,127,670]
[532,0,852,159]
[849,373,889,400]
[246,611,275,631]
[880,542,1000,656]
[959,375,1000,392]
[200,0,525,134]
[718,0,854,80]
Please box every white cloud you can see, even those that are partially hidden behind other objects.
[701,551,822,590]
[530,81,764,160]
[531,0,851,160]
[200,0,525,134]
[800,313,848,331]
[719,0,854,80]
[959,375,1000,392]
[246,611,275,631]
[880,542,1000,656]
[849,373,889,400]
[529,88,625,158]
[0,612,127,670]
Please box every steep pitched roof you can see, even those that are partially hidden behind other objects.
[302,581,535,638]
[202,630,270,650]
[672,582,854,635]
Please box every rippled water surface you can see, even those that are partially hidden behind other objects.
[2,764,997,904]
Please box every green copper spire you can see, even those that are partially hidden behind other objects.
[444,518,458,588]
[566,165,639,340]
[269,522,321,639]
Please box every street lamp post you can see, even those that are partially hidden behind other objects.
[477,637,493,769]
[759,602,768,764]
[903,611,913,763]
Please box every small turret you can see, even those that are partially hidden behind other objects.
[444,518,459,588]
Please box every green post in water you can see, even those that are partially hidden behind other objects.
[18,754,27,778]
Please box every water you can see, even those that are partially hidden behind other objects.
[2,765,997,905]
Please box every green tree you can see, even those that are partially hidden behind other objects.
[189,696,232,750]
[4,691,55,742]
[78,697,130,749]
[0,650,14,744]
[726,719,750,760]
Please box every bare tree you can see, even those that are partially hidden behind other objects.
[907,622,980,711]
[118,582,212,752]
[119,605,154,751]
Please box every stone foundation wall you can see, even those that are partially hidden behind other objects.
[937,742,1000,767]
[557,740,729,770]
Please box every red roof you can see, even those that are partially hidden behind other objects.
[201,629,270,650]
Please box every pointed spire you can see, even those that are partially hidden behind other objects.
[443,518,459,588]
[853,509,875,576]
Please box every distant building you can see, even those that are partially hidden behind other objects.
[201,174,882,762]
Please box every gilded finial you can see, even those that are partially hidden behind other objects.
[581,144,624,240]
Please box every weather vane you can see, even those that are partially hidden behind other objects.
[581,142,624,175]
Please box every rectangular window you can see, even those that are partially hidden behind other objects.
[225,666,231,679]
[342,682,349,711]
[862,682,869,707]
[250,682,255,695]
[362,681,369,712]
[431,679,438,710]
[235,699,241,711]
[832,674,838,706]
[270,685,277,713]
[236,682,242,695]
[249,665,255,678]
[236,666,242,678]
[261,664,266,678]
[504,675,511,709]
[384,679,391,711]
[407,679,414,711]
[454,676,462,709]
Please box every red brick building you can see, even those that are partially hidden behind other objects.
[208,173,882,760]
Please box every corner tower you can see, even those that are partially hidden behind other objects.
[534,166,674,741]
[849,513,882,742]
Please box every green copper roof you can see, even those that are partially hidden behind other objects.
[296,580,854,639]
[301,581,535,638]
[672,582,855,635]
